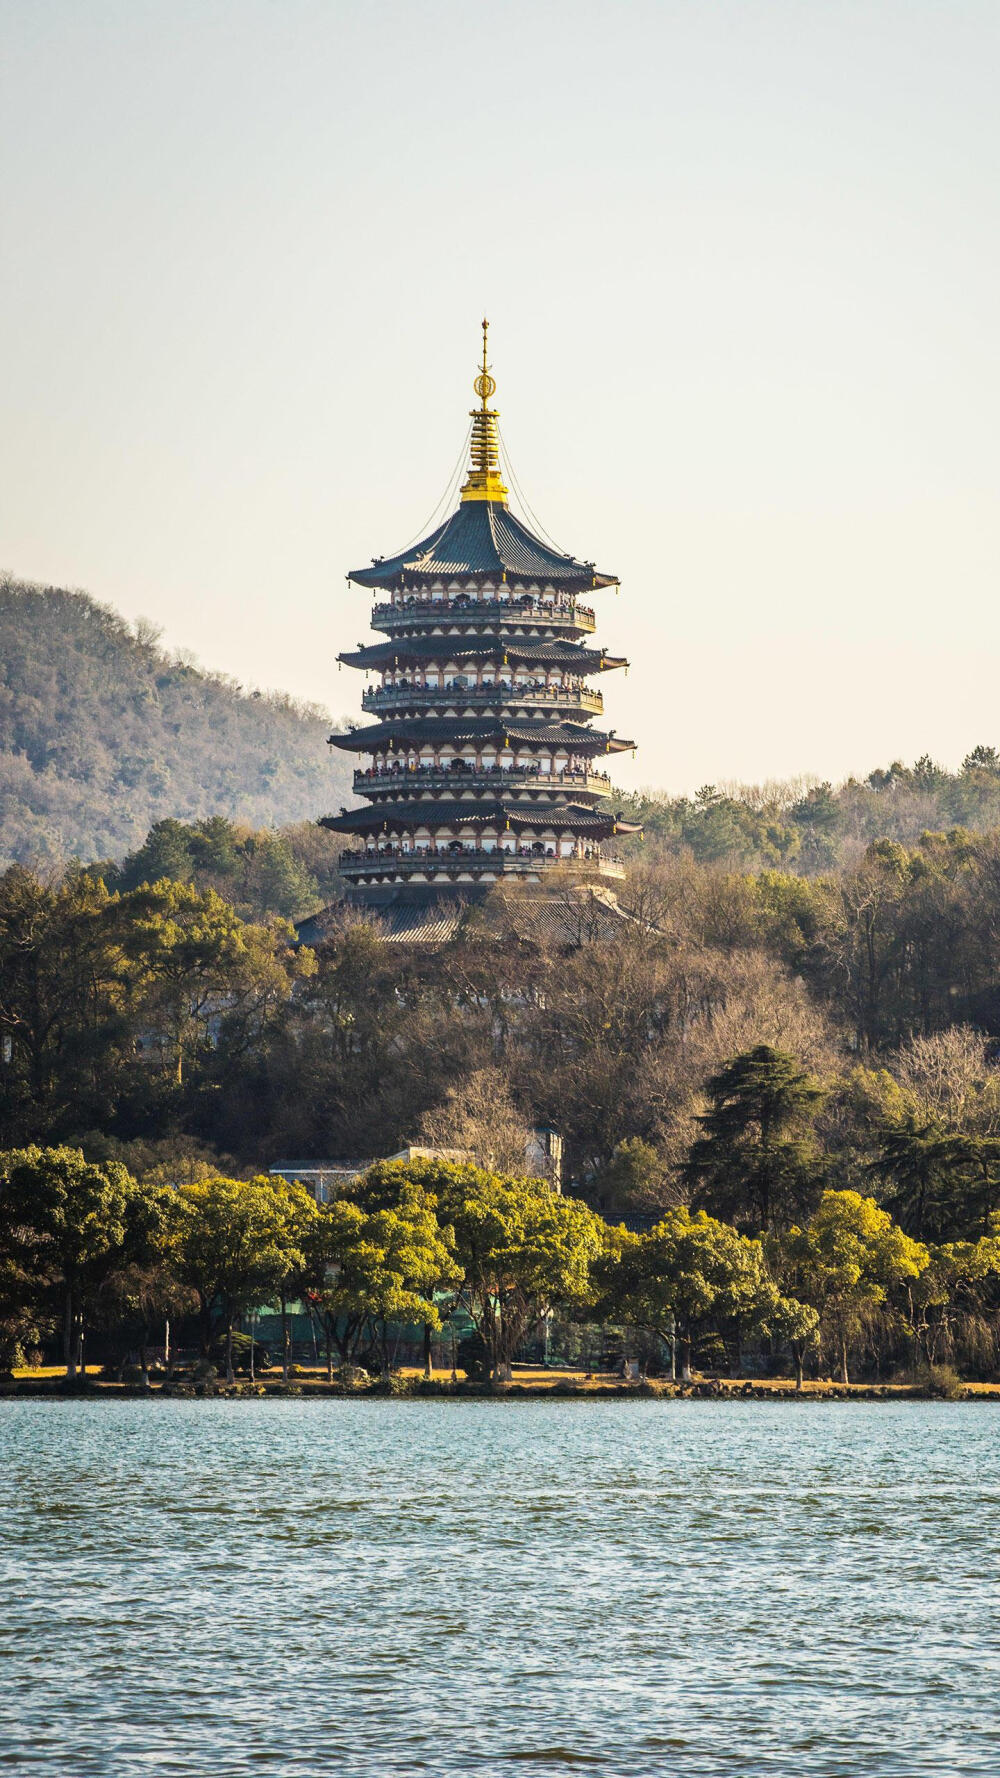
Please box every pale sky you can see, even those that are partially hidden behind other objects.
[2,0,998,798]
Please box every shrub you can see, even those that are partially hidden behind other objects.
[339,1364,370,1388]
[920,1363,965,1401]
[209,1332,272,1374]
[385,1372,417,1396]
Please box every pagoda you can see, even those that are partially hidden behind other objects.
[323,323,639,906]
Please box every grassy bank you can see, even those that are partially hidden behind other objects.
[4,1364,996,1401]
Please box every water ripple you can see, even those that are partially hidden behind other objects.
[1,1400,999,1775]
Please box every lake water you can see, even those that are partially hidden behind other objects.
[1,1400,999,1776]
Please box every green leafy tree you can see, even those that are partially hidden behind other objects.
[870,1119,1000,1242]
[0,870,134,1144]
[684,1046,826,1232]
[598,1206,791,1381]
[265,1177,318,1382]
[118,820,196,889]
[343,1159,464,1377]
[302,1202,374,1377]
[781,1190,928,1383]
[0,1145,134,1376]
[901,1227,1000,1368]
[168,1176,310,1381]
[423,1164,604,1383]
[764,1293,821,1391]
[94,1177,193,1384]
[122,880,311,1085]
[316,1182,459,1382]
[595,1138,667,1215]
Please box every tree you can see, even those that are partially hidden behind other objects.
[781,1190,928,1383]
[0,1146,134,1376]
[418,1066,533,1175]
[594,1138,668,1216]
[893,1026,1000,1136]
[265,1177,318,1383]
[684,1046,826,1233]
[765,1294,820,1391]
[301,1203,374,1378]
[338,1158,603,1383]
[94,1177,193,1385]
[870,1119,1000,1243]
[598,1206,789,1381]
[901,1227,1000,1369]
[315,1182,460,1381]
[962,745,1000,776]
[0,870,133,1144]
[118,820,196,889]
[342,1159,463,1377]
[168,1176,309,1381]
[0,1237,48,1376]
[433,1164,604,1383]
[122,880,311,1086]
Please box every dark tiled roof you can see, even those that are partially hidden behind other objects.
[296,887,634,948]
[338,637,626,672]
[329,717,635,753]
[378,905,466,943]
[321,798,621,835]
[478,888,634,947]
[349,499,617,591]
[296,901,467,947]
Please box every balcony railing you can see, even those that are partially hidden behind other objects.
[361,683,604,716]
[352,764,613,796]
[371,596,597,632]
[339,847,626,881]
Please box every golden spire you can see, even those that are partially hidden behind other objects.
[460,317,509,503]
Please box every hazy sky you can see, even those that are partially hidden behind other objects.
[2,0,998,797]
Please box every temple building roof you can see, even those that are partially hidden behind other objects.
[321,798,639,836]
[297,885,636,948]
[329,716,635,754]
[349,500,618,594]
[338,637,627,672]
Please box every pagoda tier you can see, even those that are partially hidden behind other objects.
[369,592,598,639]
[328,717,634,754]
[323,799,617,837]
[325,323,639,902]
[347,494,618,594]
[338,638,626,673]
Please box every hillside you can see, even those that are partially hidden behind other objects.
[0,576,353,867]
[620,749,1000,875]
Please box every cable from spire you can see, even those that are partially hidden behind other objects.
[496,420,573,558]
[393,420,474,552]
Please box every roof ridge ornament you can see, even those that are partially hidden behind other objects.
[460,317,509,505]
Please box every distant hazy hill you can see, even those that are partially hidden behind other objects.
[0,576,352,867]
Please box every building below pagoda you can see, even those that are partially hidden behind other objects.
[322,323,639,908]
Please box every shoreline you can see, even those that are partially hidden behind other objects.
[2,1373,995,1403]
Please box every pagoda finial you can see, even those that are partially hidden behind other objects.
[475,318,494,410]
[461,316,508,503]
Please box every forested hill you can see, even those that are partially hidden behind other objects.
[621,749,1000,874]
[0,577,353,867]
